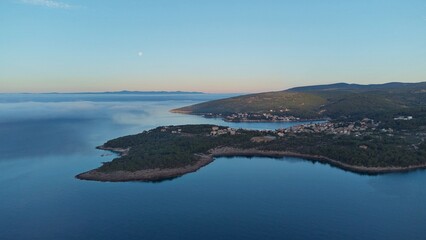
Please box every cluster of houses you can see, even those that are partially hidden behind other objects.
[276,118,380,137]
[223,112,300,122]
[210,126,237,136]
[160,126,182,134]
[205,119,383,139]
[161,116,414,140]
[394,116,413,121]
[160,125,237,136]
[161,125,239,136]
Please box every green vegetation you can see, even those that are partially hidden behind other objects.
[100,125,259,172]
[173,91,327,119]
[98,123,426,173]
[264,133,426,168]
[81,82,426,180]
[173,82,426,120]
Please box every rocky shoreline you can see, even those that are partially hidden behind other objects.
[209,147,426,174]
[76,154,213,182]
[76,147,426,182]
[96,145,130,156]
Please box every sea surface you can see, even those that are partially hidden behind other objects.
[0,93,425,240]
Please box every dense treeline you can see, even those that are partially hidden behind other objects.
[264,133,426,167]
[98,124,426,173]
[100,125,259,172]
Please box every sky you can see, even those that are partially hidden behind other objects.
[0,0,425,93]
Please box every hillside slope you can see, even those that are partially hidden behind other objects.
[173,91,327,118]
[172,82,426,120]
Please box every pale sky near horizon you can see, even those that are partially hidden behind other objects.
[1,0,425,93]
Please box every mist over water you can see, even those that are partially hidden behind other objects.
[0,94,231,160]
[0,93,425,240]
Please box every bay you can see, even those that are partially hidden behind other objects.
[0,93,425,240]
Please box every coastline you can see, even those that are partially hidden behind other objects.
[209,147,426,175]
[222,119,326,123]
[169,109,327,123]
[76,147,426,182]
[169,109,192,114]
[96,145,130,156]
[76,154,213,182]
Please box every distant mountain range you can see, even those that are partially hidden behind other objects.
[172,82,426,120]
[42,90,204,95]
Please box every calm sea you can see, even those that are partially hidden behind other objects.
[0,93,425,240]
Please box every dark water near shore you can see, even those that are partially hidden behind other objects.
[1,93,425,240]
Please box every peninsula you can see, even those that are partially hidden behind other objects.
[77,82,426,182]
[77,121,426,182]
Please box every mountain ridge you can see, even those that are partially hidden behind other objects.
[172,81,426,120]
[287,82,426,92]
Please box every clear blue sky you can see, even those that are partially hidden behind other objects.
[1,0,425,93]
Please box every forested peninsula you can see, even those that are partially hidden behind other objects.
[77,82,426,182]
[77,122,426,182]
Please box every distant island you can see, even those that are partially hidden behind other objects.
[45,90,204,95]
[77,82,426,182]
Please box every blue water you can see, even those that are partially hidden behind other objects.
[1,94,425,240]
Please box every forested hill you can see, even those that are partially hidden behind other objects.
[172,82,426,120]
[287,82,426,92]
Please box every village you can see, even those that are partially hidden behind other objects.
[202,112,303,122]
[161,118,383,139]
[223,112,301,122]
[279,118,381,137]
[158,115,423,146]
[160,125,238,136]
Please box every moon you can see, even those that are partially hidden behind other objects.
[138,51,143,57]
